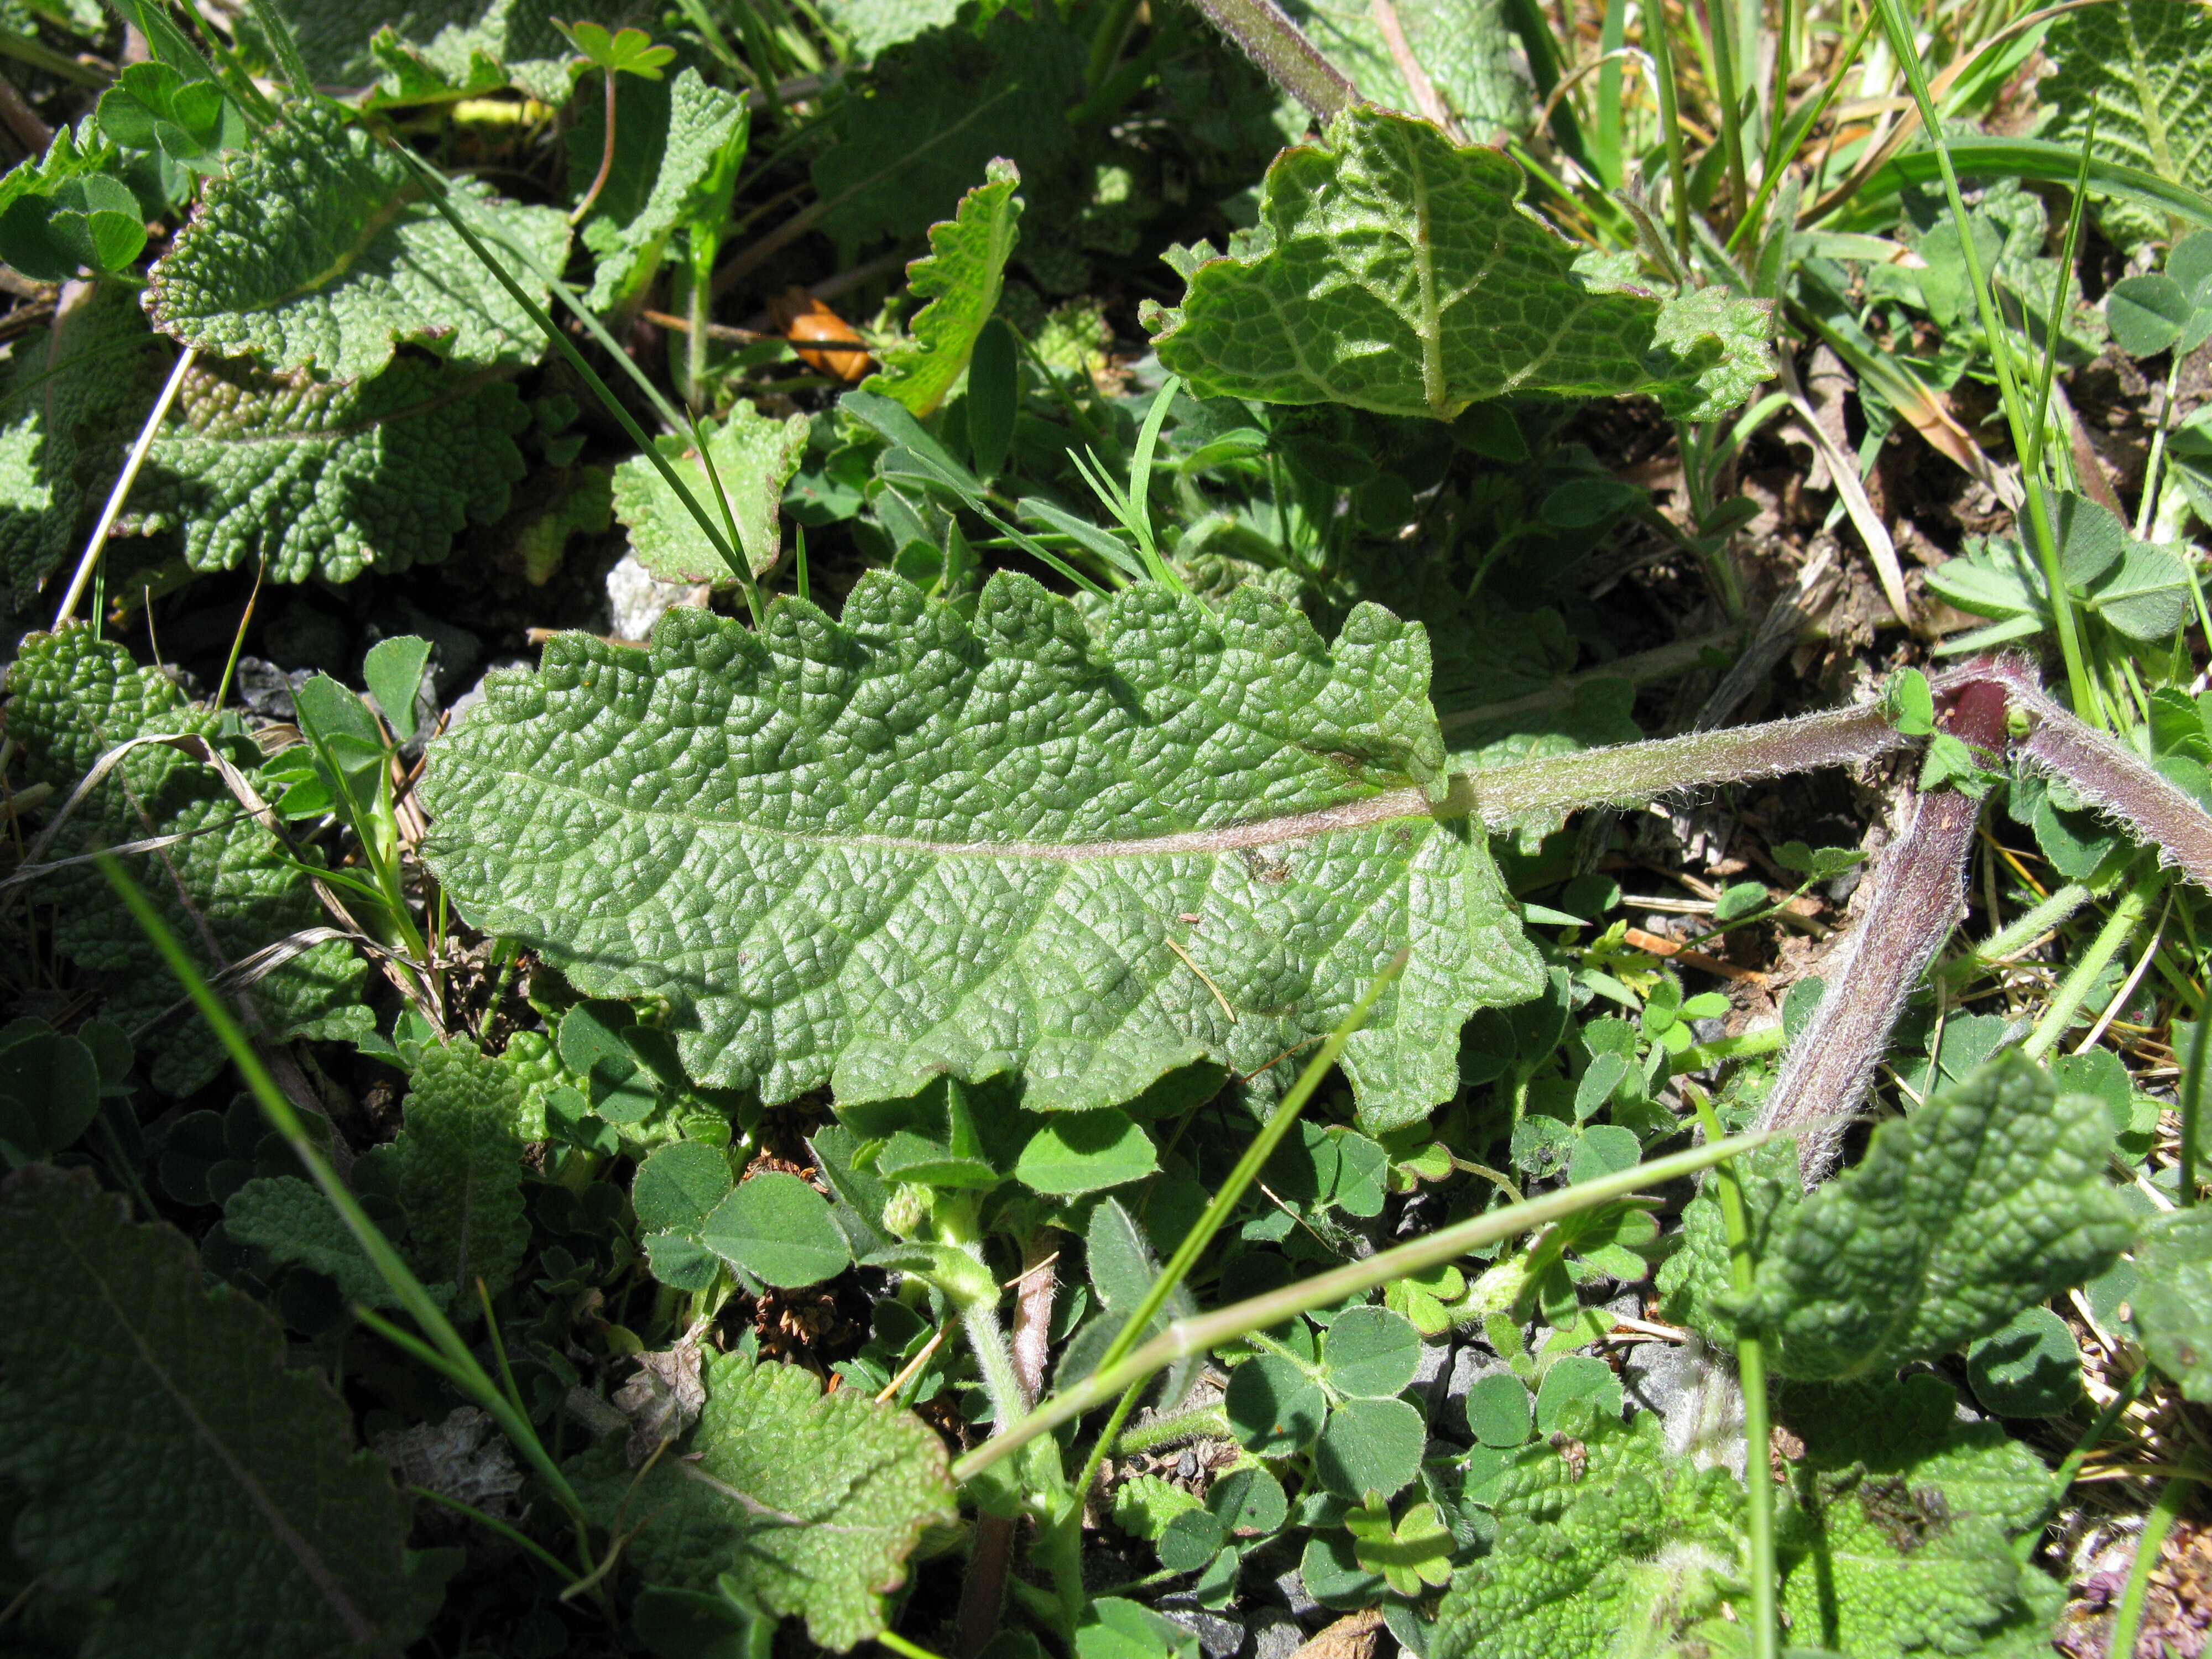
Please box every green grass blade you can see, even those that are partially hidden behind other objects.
[1123,373,1185,589]
[375,134,760,620]
[1853,137,2212,233]
[1869,0,2095,723]
[1091,951,1406,1385]
[95,853,597,1555]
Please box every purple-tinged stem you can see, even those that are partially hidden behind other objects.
[1453,700,1911,832]
[1755,680,2011,1183]
[1181,0,1360,120]
[1971,660,2212,893]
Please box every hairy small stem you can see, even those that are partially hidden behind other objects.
[2022,865,2161,1063]
[1757,681,2010,1182]
[1454,700,1909,832]
[961,1295,1025,1437]
[1112,1402,1232,1455]
[1180,0,1358,119]
[570,67,620,226]
[957,1228,1060,1656]
[952,1127,1772,1482]
[1935,879,2095,990]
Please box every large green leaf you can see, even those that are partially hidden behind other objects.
[2128,1207,2212,1402]
[865,156,1022,418]
[1735,1052,2134,1379]
[570,1350,955,1650]
[8,627,369,1094]
[570,68,746,310]
[2042,0,2212,248]
[147,102,571,383]
[384,1043,530,1307]
[123,355,529,582]
[0,1165,445,1657]
[421,572,1541,1129]
[810,5,1086,257]
[1143,107,1771,422]
[0,280,160,607]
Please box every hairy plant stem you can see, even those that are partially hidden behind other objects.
[1934,879,2095,991]
[957,1232,1060,1659]
[1179,0,1359,119]
[1112,1402,1232,1455]
[2022,864,2162,1063]
[952,1126,1773,1482]
[1755,680,2011,1182]
[1449,698,1911,831]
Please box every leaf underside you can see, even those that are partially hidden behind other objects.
[572,69,746,311]
[2043,0,2212,248]
[866,156,1023,417]
[1143,106,1771,422]
[611,401,809,585]
[422,571,1541,1128]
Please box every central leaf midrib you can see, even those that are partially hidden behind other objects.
[487,766,1441,862]
[259,178,426,313]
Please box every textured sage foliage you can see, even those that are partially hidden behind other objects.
[423,573,1540,1126]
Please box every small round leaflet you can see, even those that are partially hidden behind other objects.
[1225,1355,1326,1453]
[1314,1396,1425,1499]
[1319,1306,1424,1399]
[700,1170,851,1287]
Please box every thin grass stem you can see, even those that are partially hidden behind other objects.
[2108,1470,2198,1659]
[952,1125,1776,1481]
[1689,1089,1775,1659]
[1702,0,1748,221]
[2184,1013,2209,1206]
[377,137,761,622]
[1645,0,1692,262]
[95,855,598,1566]
[1870,0,2095,722]
[2030,119,2096,495]
[53,344,195,628]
